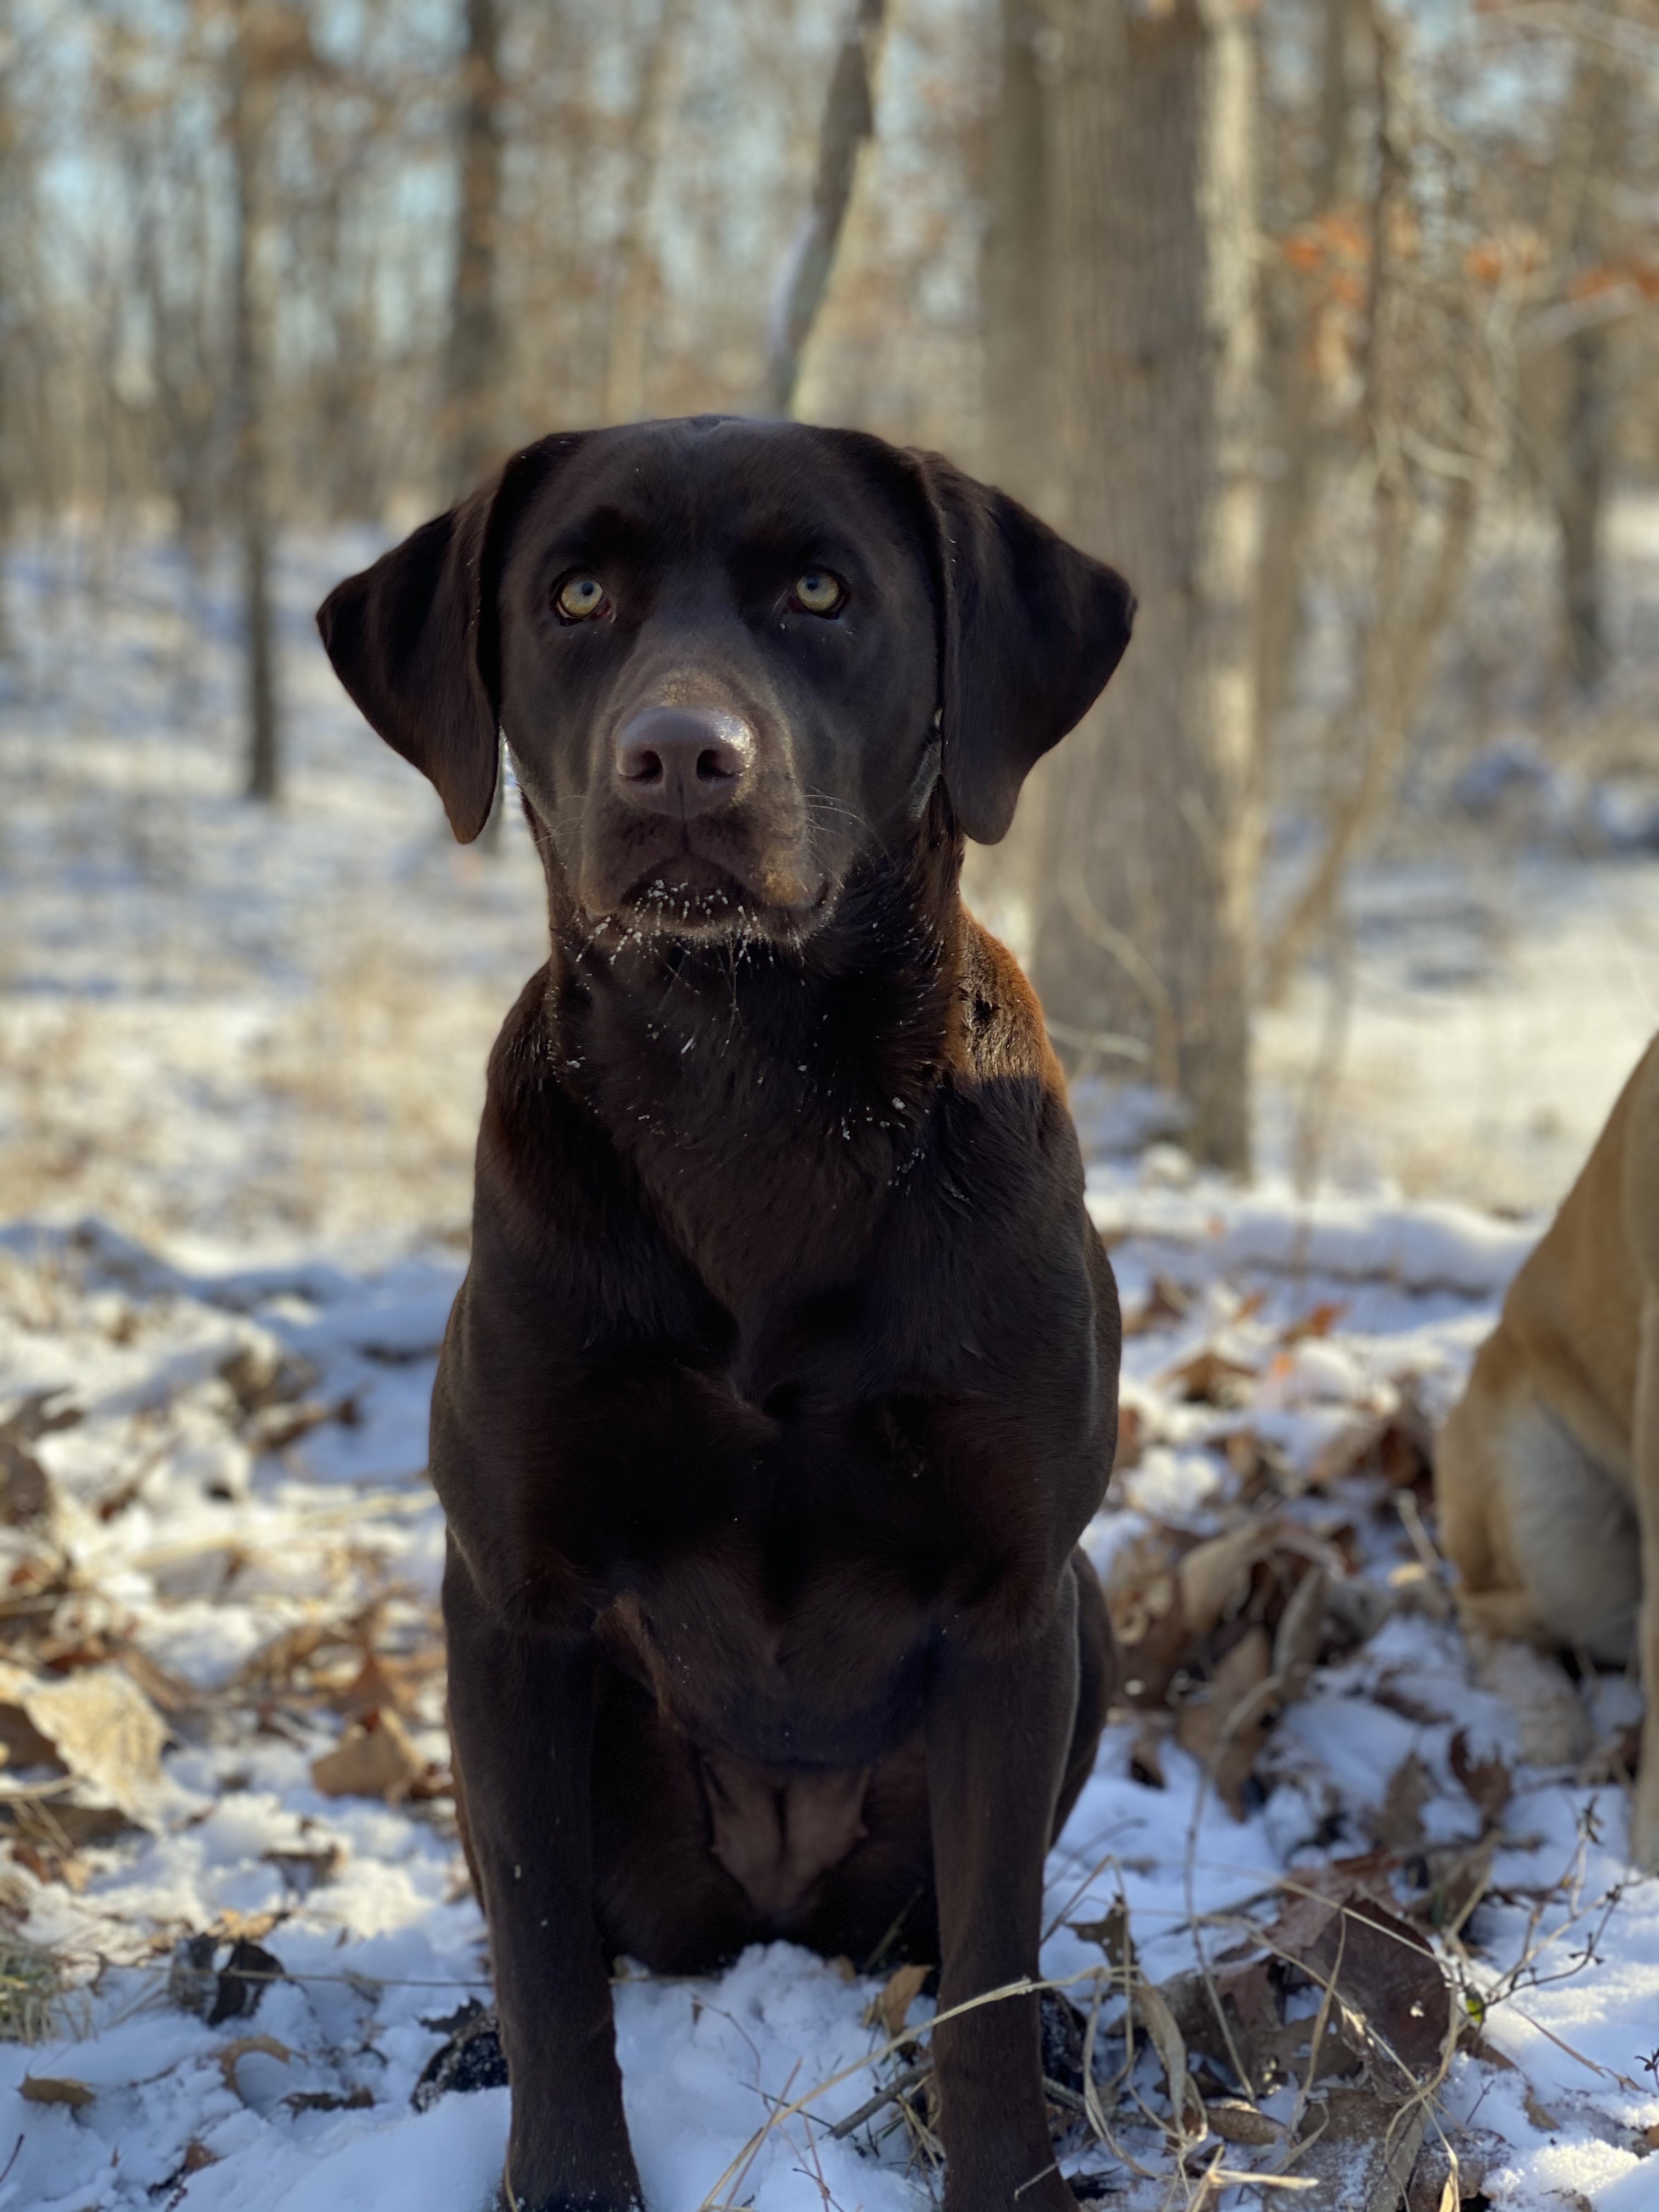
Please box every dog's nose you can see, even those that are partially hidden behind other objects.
[613,707,755,817]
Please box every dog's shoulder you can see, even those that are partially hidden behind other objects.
[953,913,1068,1099]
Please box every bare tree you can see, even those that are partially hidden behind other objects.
[444,0,507,496]
[1537,43,1629,695]
[979,0,1052,517]
[225,7,289,805]
[603,0,690,425]
[765,0,887,418]
[1030,0,1263,1170]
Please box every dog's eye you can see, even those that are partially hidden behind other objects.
[555,575,609,621]
[791,570,845,617]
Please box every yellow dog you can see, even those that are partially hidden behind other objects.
[1437,1034,1659,1864]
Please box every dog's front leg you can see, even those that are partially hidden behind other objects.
[444,1543,645,2212]
[925,1570,1081,2212]
[1632,1297,1659,1872]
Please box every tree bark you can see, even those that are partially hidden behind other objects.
[228,21,279,805]
[444,0,506,497]
[1030,0,1262,1171]
[979,0,1053,517]
[602,0,688,426]
[765,0,886,419]
[1539,47,1625,696]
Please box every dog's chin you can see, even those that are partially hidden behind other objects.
[588,857,832,946]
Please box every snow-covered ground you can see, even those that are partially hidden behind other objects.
[1,530,1658,2209]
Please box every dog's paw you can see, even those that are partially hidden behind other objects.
[1472,1637,1595,1767]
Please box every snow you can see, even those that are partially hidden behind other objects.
[2,529,1658,2206]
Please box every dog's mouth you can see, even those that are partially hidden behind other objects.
[594,849,831,943]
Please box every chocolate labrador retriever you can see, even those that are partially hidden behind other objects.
[317,417,1133,2212]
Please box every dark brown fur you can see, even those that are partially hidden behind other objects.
[317,417,1134,2212]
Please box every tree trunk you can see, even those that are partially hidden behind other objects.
[979,0,1052,517]
[602,0,688,426]
[1556,320,1611,692]
[445,0,506,497]
[1540,50,1624,697]
[228,31,279,805]
[1030,0,1261,1171]
[1253,0,1364,745]
[765,0,886,419]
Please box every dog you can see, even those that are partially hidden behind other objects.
[1436,1034,1659,1862]
[317,416,1133,2212]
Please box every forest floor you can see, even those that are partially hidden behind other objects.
[0,528,1657,2210]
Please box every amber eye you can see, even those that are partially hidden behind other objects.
[555,574,608,621]
[791,569,845,617]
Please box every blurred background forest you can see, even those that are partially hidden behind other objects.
[2,0,1658,1251]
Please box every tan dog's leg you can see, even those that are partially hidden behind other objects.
[1633,1297,1659,1869]
[1438,1357,1616,1769]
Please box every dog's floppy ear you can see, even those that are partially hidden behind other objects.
[315,437,582,842]
[912,453,1135,845]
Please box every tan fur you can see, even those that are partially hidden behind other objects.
[1436,1035,1659,1861]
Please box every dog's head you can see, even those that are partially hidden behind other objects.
[317,418,1133,943]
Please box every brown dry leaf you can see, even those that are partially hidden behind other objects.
[1122,1276,1192,1337]
[1135,1971,1206,2135]
[1267,1869,1450,2089]
[1128,1717,1168,1788]
[332,1653,415,1721]
[264,1842,345,1894]
[1178,1522,1282,1638]
[1272,1564,1328,1705]
[1158,1347,1257,1408]
[866,1961,929,2041]
[1110,1401,1144,1476]
[180,2141,219,2175]
[1176,1627,1274,1818]
[285,2084,373,2114]
[1448,1730,1511,1827]
[1104,1529,1194,1706]
[1279,1300,1350,1345]
[310,1710,424,1801]
[219,2034,292,2100]
[0,1660,167,1819]
[1522,2085,1561,2131]
[19,2073,94,2107]
[1370,1752,1435,1857]
[1206,2098,1282,2146]
[1293,2085,1427,2210]
[0,1433,52,1525]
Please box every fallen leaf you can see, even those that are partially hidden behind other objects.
[1176,1627,1274,1818]
[310,1709,424,1801]
[218,2034,292,2102]
[0,1660,167,1819]
[1158,1347,1257,1407]
[332,1653,414,1722]
[1292,2085,1426,2210]
[1266,1867,1451,2087]
[264,1842,345,1894]
[1128,1717,1167,1788]
[1207,2097,1282,2145]
[180,2141,218,2175]
[1273,1564,1328,1703]
[169,1934,286,2025]
[866,1961,929,2041]
[1110,1401,1144,1475]
[1369,1752,1435,1857]
[285,2084,372,2114]
[1448,1730,1511,1827]
[1279,1301,1349,1345]
[19,2074,93,2107]
[1122,1276,1192,1336]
